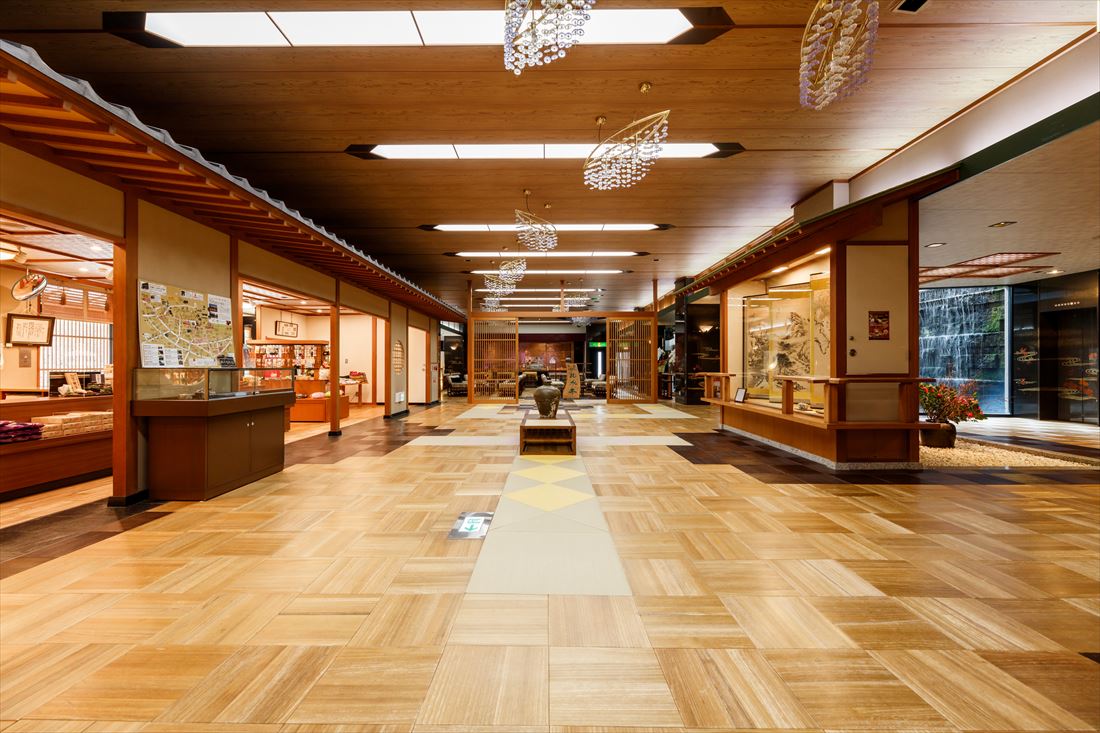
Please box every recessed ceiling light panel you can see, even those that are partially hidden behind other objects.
[145,12,289,46]
[269,11,421,45]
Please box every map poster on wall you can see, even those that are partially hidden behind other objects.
[139,280,235,368]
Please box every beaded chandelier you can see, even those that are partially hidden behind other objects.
[570,316,594,327]
[799,0,879,110]
[504,0,595,76]
[583,84,669,191]
[498,257,527,283]
[484,274,515,297]
[482,297,504,312]
[515,189,557,252]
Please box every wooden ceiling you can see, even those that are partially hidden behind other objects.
[0,0,1095,311]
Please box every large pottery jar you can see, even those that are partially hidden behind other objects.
[920,421,956,448]
[533,385,561,419]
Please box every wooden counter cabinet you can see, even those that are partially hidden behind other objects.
[134,392,295,501]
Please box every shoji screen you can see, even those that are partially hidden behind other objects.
[608,317,655,402]
[471,318,519,403]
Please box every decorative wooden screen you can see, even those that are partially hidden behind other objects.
[471,318,519,403]
[607,317,655,402]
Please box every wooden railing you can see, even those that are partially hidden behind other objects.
[700,373,934,430]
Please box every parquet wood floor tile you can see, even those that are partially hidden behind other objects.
[447,594,548,646]
[871,649,1094,729]
[1,402,1097,732]
[548,648,682,728]
[765,649,956,730]
[289,648,441,725]
[548,595,649,647]
[418,645,548,726]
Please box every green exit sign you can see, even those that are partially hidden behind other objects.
[588,341,607,348]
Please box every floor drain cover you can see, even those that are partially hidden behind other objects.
[448,512,493,539]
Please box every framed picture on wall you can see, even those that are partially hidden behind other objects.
[274,320,299,338]
[868,310,890,340]
[5,313,54,346]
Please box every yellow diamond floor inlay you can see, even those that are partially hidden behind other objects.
[513,464,585,483]
[508,484,593,512]
[468,452,631,596]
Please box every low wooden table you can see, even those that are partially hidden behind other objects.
[520,410,576,455]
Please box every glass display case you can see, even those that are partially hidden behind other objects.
[742,272,830,413]
[133,368,294,401]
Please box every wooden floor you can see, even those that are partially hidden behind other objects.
[0,401,1097,732]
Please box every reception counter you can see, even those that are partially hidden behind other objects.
[0,395,113,500]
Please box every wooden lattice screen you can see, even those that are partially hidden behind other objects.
[607,317,655,402]
[470,317,518,403]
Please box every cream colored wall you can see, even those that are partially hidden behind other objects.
[0,143,124,238]
[429,320,440,403]
[138,201,231,297]
[341,282,388,318]
[408,309,430,331]
[844,245,910,375]
[408,325,428,404]
[238,241,336,301]
[340,315,374,378]
[0,267,41,388]
[389,304,408,413]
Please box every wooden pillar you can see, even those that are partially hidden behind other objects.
[650,278,658,402]
[370,315,378,404]
[109,191,141,505]
[230,236,243,366]
[384,301,392,415]
[467,280,474,405]
[559,279,565,311]
[328,280,341,436]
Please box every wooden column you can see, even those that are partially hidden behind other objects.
[370,315,378,404]
[651,278,659,402]
[328,280,341,436]
[109,191,141,505]
[384,302,392,415]
[229,236,243,366]
[560,280,565,311]
[467,281,474,405]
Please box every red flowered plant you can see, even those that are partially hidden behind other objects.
[918,381,987,424]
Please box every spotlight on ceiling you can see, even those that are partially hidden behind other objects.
[988,221,1018,228]
[925,242,947,248]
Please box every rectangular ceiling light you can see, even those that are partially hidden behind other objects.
[472,269,623,275]
[412,10,502,45]
[494,297,593,302]
[145,12,289,46]
[475,288,597,292]
[269,11,422,46]
[438,223,657,231]
[455,251,638,258]
[371,143,720,159]
[118,8,733,48]
[579,9,692,44]
[454,144,545,159]
[371,144,458,159]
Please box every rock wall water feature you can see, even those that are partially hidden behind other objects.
[919,286,1008,414]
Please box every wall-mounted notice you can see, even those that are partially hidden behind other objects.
[868,310,890,340]
[139,280,234,367]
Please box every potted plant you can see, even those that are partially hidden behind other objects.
[918,381,986,448]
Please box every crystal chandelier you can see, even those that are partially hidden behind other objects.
[565,295,589,308]
[499,257,527,283]
[504,0,595,76]
[583,83,669,191]
[485,274,515,297]
[799,0,879,110]
[570,316,594,327]
[515,190,557,252]
[482,297,505,312]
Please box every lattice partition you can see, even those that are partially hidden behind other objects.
[470,317,519,402]
[608,317,655,402]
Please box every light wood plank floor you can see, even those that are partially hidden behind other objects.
[0,401,1097,733]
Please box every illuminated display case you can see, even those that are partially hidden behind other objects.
[133,368,294,401]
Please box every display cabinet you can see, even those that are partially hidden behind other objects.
[132,368,296,500]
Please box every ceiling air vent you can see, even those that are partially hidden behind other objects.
[892,0,930,12]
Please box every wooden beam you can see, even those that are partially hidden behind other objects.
[11,129,148,152]
[0,112,109,133]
